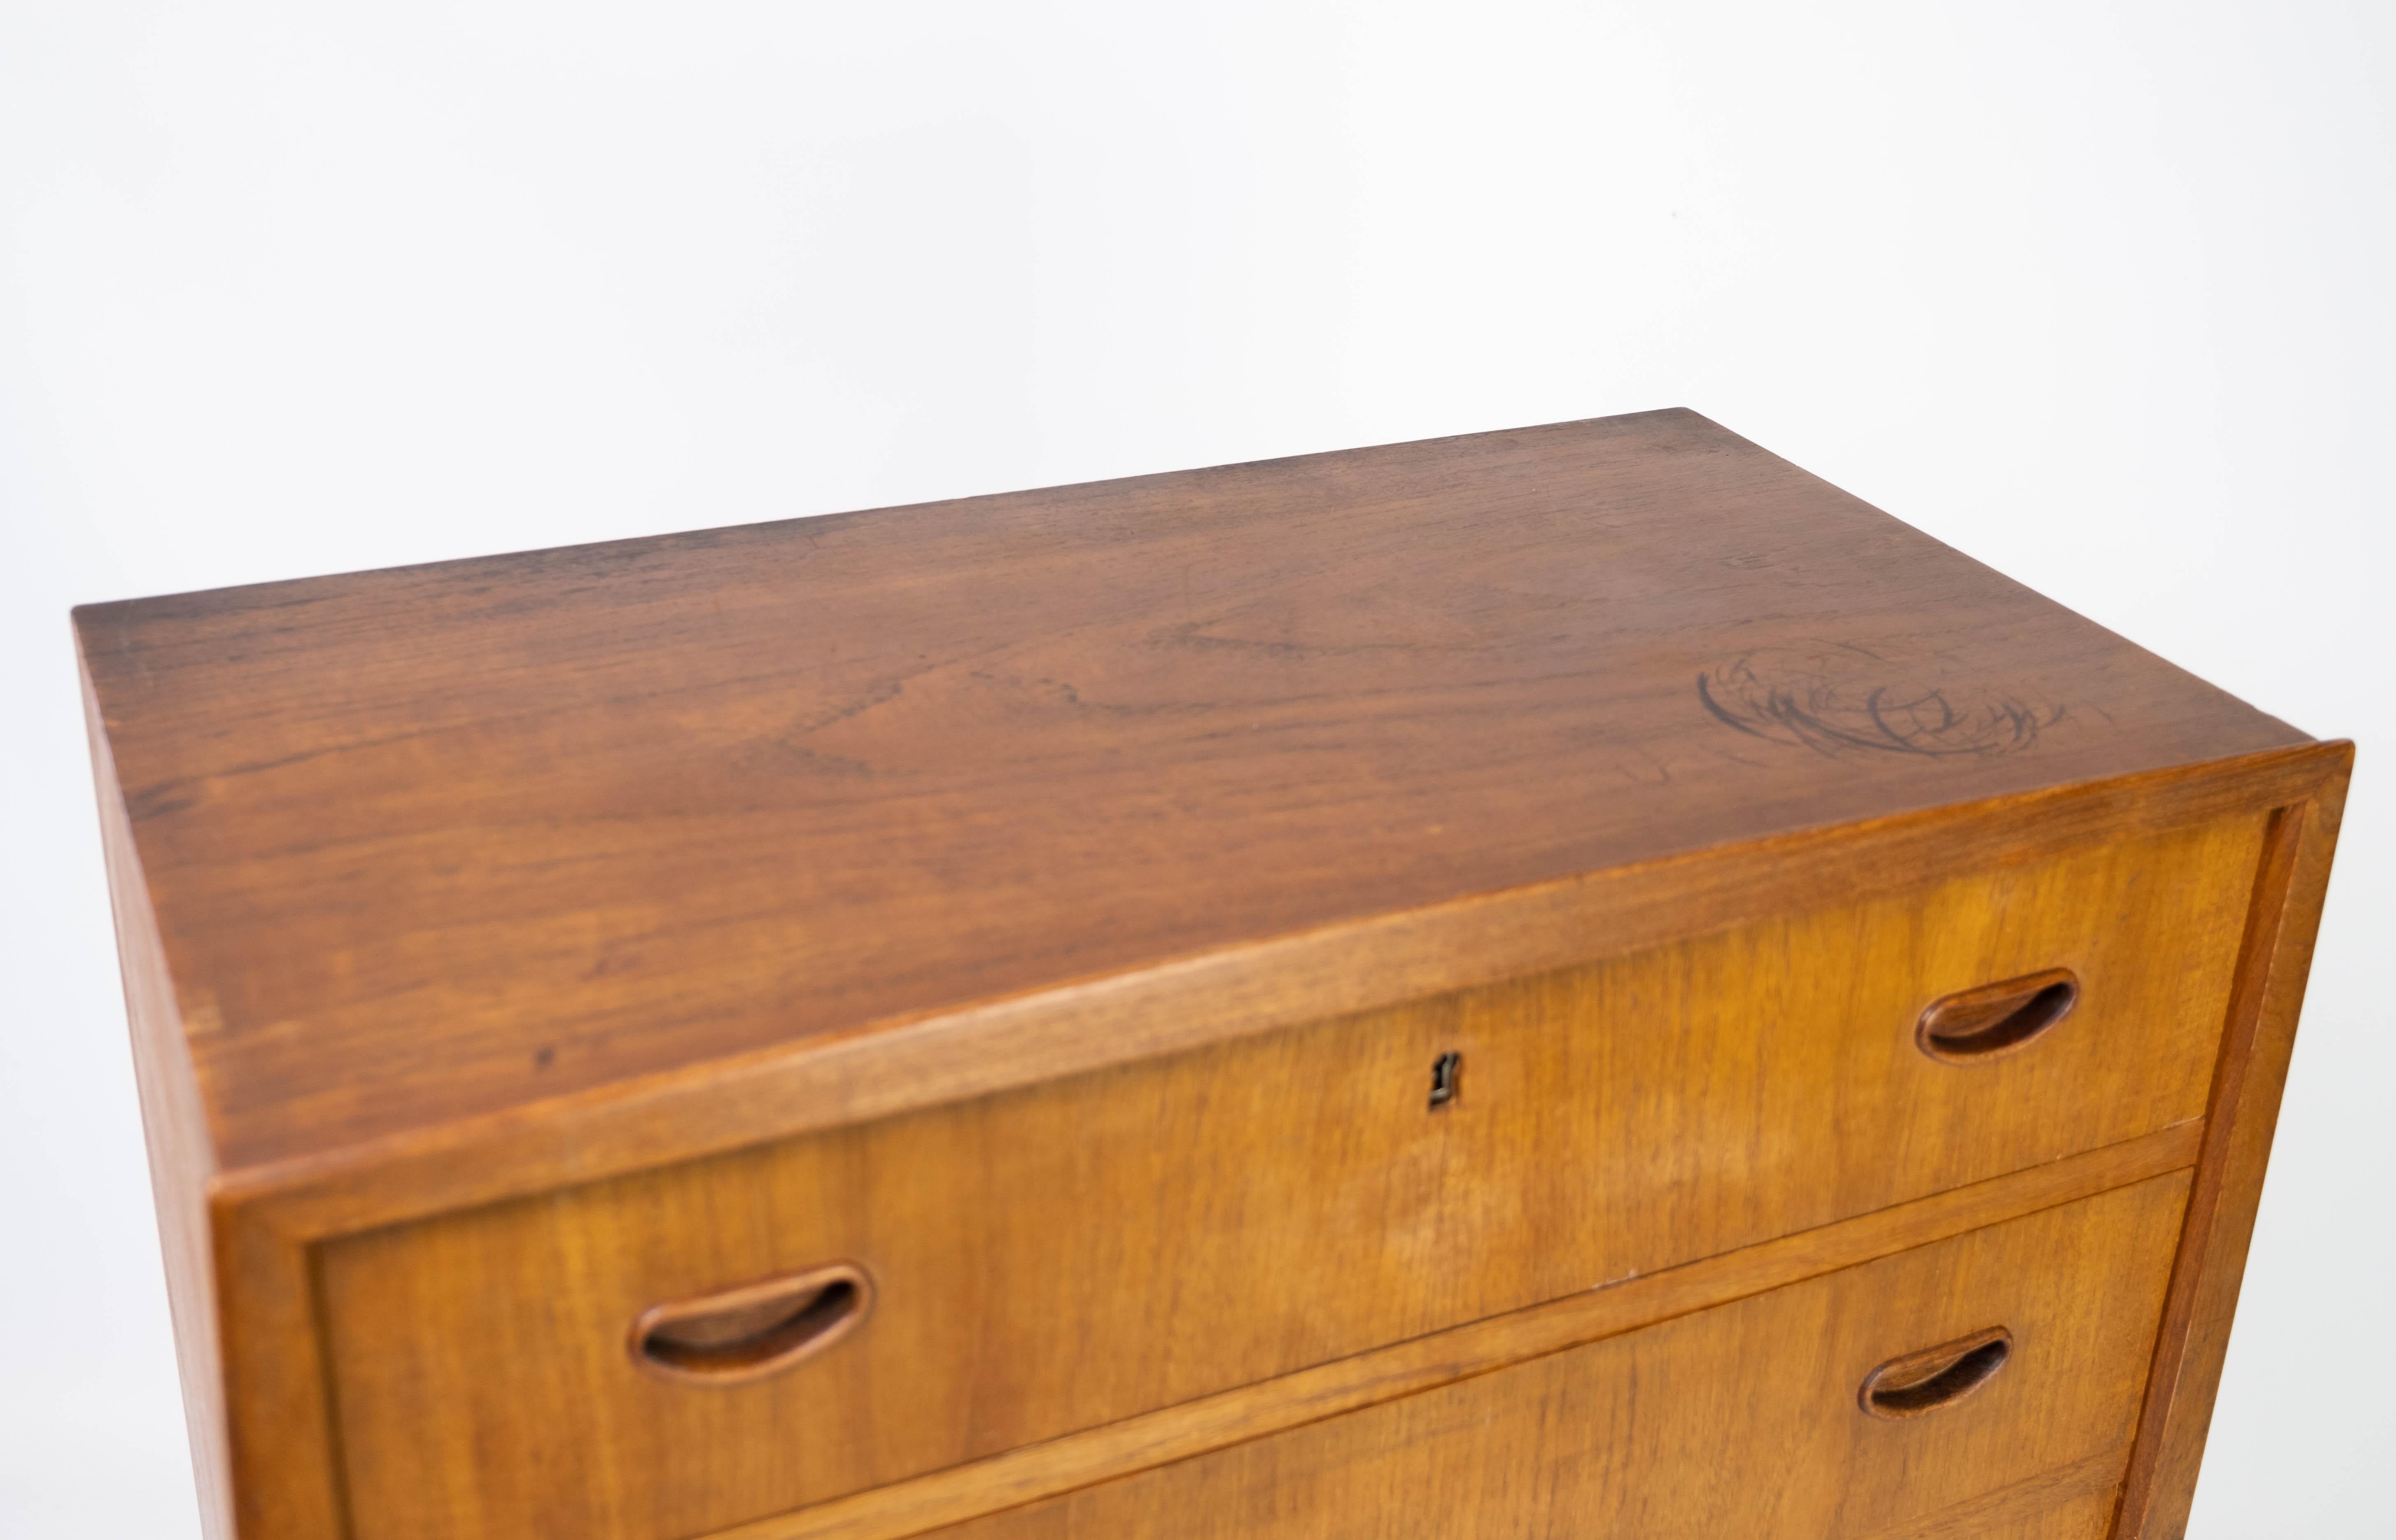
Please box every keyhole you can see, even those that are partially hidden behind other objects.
[1429,1051,1462,1110]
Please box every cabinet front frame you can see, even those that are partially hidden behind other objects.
[177,743,2344,1540]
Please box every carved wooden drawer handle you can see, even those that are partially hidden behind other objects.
[1859,1327,2013,1419]
[1916,968,2078,1063]
[629,1262,873,1385]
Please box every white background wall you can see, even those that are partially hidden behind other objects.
[3,4,2388,1535]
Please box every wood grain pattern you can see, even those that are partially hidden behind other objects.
[919,1174,2193,1540]
[310,819,2256,1540]
[2112,750,2353,1538]
[222,741,2338,1242]
[182,751,2339,1540]
[81,662,235,1540]
[74,410,2308,1173]
[691,1123,2203,1540]
[74,412,2345,1540]
[1849,1451,2125,1540]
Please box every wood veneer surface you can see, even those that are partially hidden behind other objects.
[74,410,2308,1170]
[701,1127,2201,1540]
[923,1174,2193,1540]
[313,817,2257,1540]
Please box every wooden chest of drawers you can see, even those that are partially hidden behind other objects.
[79,410,2348,1540]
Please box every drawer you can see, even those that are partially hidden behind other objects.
[318,815,2258,1540]
[929,1170,2194,1540]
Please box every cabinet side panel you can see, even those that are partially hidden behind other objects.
[81,651,233,1540]
[2113,749,2353,1538]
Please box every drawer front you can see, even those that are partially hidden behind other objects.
[930,1172,2193,1540]
[318,815,2258,1540]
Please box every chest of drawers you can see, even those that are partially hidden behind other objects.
[79,410,2347,1540]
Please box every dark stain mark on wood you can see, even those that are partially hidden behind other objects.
[1698,646,2061,759]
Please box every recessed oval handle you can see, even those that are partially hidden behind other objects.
[1916,968,2078,1063]
[629,1262,873,1385]
[1859,1327,2013,1419]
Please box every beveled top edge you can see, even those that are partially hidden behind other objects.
[213,741,2347,1237]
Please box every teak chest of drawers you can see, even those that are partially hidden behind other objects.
[79,411,2347,1540]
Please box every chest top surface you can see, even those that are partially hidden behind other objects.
[77,409,2307,1169]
